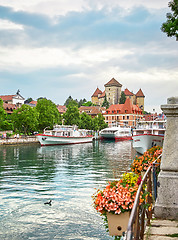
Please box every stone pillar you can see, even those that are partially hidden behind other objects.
[154,97,178,220]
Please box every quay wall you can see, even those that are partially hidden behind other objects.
[0,136,39,145]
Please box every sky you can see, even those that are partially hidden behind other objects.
[0,0,177,113]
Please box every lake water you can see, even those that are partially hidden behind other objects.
[0,141,136,240]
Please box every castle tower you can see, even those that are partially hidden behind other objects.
[124,88,135,105]
[91,87,102,106]
[104,78,122,105]
[135,88,145,110]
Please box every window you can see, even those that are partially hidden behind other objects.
[127,116,129,120]
[123,116,125,120]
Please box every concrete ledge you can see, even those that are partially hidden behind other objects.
[144,219,178,240]
[0,137,39,145]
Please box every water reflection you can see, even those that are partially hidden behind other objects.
[0,141,135,240]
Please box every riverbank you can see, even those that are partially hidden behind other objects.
[0,136,39,145]
[144,218,178,240]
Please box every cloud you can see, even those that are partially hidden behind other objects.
[0,1,177,112]
[0,5,168,48]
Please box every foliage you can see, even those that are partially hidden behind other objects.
[36,98,61,131]
[0,98,10,130]
[63,104,80,126]
[82,101,93,106]
[12,104,39,134]
[102,94,109,109]
[161,0,178,40]
[92,117,99,131]
[64,96,89,107]
[91,113,107,131]
[97,113,108,130]
[24,97,33,104]
[79,112,93,129]
[119,91,126,104]
[78,98,87,107]
[131,146,162,174]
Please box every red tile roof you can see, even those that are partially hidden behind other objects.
[124,88,133,96]
[136,88,145,97]
[105,98,142,114]
[98,90,105,98]
[91,87,102,97]
[104,78,122,87]
[0,95,15,101]
[3,103,16,113]
[29,101,37,105]
[79,106,105,116]
[57,105,67,114]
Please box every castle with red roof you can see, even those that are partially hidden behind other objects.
[91,78,145,110]
[91,78,145,127]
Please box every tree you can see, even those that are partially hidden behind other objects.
[78,98,87,107]
[79,112,93,129]
[161,0,178,40]
[64,96,73,106]
[12,105,39,134]
[36,98,61,131]
[82,101,93,106]
[24,97,33,104]
[97,113,108,130]
[119,91,126,104]
[92,113,108,131]
[0,98,8,130]
[102,94,109,109]
[63,104,80,125]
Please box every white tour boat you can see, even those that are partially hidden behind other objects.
[100,125,132,141]
[132,119,166,154]
[37,125,93,146]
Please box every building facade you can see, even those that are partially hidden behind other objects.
[0,90,25,114]
[103,98,143,127]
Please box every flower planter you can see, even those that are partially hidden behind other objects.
[106,211,130,236]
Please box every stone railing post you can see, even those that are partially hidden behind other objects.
[154,97,178,220]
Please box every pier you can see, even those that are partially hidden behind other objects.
[126,96,178,239]
[0,136,39,145]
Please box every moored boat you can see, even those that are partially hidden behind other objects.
[37,125,93,146]
[132,119,166,154]
[100,125,132,141]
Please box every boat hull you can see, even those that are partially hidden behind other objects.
[132,134,164,155]
[100,135,132,141]
[37,134,93,146]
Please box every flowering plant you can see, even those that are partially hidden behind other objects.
[93,172,145,216]
[130,146,162,174]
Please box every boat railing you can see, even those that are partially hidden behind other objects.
[126,154,161,240]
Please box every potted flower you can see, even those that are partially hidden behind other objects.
[130,146,162,176]
[92,172,146,237]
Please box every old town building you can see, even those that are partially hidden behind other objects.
[0,90,25,114]
[103,98,143,127]
[79,106,106,118]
